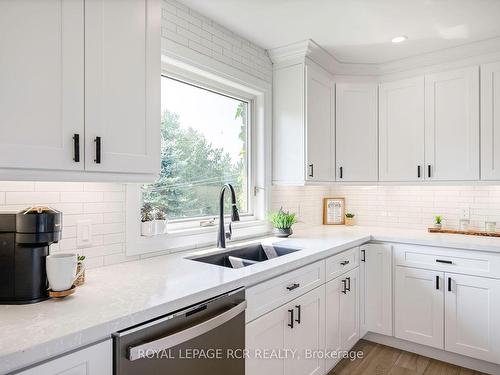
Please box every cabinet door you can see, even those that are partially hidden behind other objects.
[336,83,378,181]
[424,66,479,180]
[325,278,342,372]
[481,61,500,180]
[445,273,500,364]
[18,339,112,375]
[85,0,160,174]
[285,285,325,375]
[0,0,84,171]
[305,64,334,182]
[379,77,425,181]
[395,267,444,349]
[246,305,287,375]
[360,244,392,336]
[340,267,360,351]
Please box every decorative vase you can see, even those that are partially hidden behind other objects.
[74,262,85,287]
[273,227,293,238]
[434,223,442,230]
[154,219,167,235]
[141,221,155,236]
[345,217,355,226]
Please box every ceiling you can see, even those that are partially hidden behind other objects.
[178,0,500,64]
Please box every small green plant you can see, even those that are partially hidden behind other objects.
[141,203,154,222]
[435,215,442,225]
[154,205,167,220]
[77,255,85,262]
[345,213,355,218]
[269,207,297,229]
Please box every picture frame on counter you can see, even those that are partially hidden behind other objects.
[323,197,345,225]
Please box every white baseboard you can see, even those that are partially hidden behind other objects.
[363,332,500,375]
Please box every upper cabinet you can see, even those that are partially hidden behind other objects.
[273,61,334,184]
[335,83,378,182]
[424,66,480,181]
[0,0,84,172]
[481,62,500,180]
[379,77,425,182]
[0,0,160,180]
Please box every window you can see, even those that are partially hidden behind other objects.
[142,76,251,222]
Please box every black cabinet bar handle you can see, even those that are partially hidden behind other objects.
[417,165,421,178]
[361,249,366,262]
[436,259,453,264]
[288,309,294,328]
[340,166,343,179]
[448,277,452,292]
[346,277,351,292]
[436,275,440,290]
[340,260,350,266]
[295,305,301,324]
[308,164,314,177]
[73,134,80,162]
[428,165,431,178]
[94,136,102,164]
[286,283,300,291]
[341,279,347,294]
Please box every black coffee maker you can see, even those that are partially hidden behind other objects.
[0,207,62,304]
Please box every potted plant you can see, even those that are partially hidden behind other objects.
[434,215,443,230]
[74,255,86,287]
[154,205,167,235]
[141,203,154,236]
[269,207,297,238]
[345,212,355,226]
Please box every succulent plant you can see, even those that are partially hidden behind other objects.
[269,207,297,229]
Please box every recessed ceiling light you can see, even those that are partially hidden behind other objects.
[391,35,408,44]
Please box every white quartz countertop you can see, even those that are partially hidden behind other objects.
[2,225,500,373]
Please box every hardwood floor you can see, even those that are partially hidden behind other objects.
[328,340,488,375]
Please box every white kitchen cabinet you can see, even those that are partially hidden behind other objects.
[325,277,342,372]
[395,267,444,349]
[85,0,160,174]
[335,83,378,182]
[273,61,334,184]
[424,66,480,181]
[359,244,392,337]
[246,286,325,375]
[0,0,84,172]
[481,61,500,180]
[379,77,425,181]
[17,339,112,375]
[445,273,500,363]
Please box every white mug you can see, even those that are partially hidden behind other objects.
[46,253,84,292]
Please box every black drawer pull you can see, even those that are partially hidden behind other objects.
[308,164,314,177]
[436,275,440,290]
[448,277,452,292]
[341,279,347,294]
[339,166,343,179]
[295,305,301,324]
[73,134,80,162]
[288,309,294,328]
[361,249,366,262]
[340,260,350,266]
[286,283,300,291]
[346,277,351,292]
[428,165,431,178]
[436,259,453,264]
[417,165,421,178]
[94,136,102,164]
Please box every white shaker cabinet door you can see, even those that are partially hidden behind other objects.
[339,267,360,352]
[335,83,378,182]
[395,267,444,349]
[424,66,479,181]
[305,64,335,182]
[379,77,425,181]
[0,0,84,171]
[325,277,342,372]
[481,61,500,180]
[445,273,500,364]
[84,0,160,174]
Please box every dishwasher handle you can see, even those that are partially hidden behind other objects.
[128,300,247,361]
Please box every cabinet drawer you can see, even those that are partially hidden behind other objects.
[394,244,500,279]
[325,247,359,281]
[246,260,325,322]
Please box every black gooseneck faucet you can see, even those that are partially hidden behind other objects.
[217,183,240,248]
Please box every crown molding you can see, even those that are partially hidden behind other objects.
[268,37,500,77]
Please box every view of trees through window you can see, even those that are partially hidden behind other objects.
[142,76,249,221]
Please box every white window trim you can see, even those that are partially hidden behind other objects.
[126,55,272,256]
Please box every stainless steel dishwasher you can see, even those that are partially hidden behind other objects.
[113,288,246,375]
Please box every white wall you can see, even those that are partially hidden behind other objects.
[0,0,273,269]
[272,185,500,231]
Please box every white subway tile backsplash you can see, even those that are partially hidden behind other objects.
[60,192,104,203]
[0,182,35,191]
[6,192,60,205]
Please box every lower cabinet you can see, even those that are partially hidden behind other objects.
[325,267,359,372]
[246,285,325,375]
[17,339,112,375]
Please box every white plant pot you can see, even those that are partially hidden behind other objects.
[141,221,155,237]
[154,219,167,235]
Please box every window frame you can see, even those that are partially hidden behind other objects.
[125,55,272,256]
